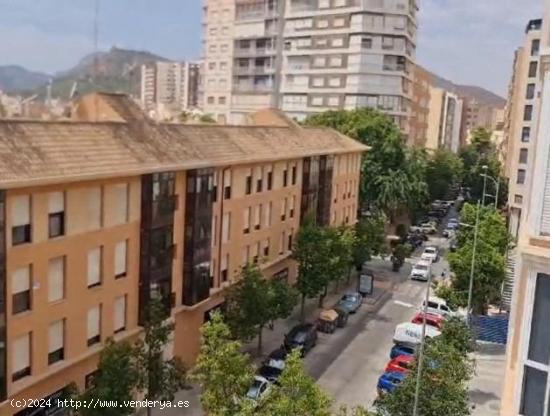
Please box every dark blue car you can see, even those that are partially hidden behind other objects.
[377,371,406,395]
[390,344,416,359]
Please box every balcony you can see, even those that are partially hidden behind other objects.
[234,47,276,58]
[233,84,274,93]
[233,65,275,76]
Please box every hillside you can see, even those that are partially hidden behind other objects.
[426,70,506,108]
[8,47,171,99]
[0,65,50,93]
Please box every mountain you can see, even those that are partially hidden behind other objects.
[426,70,506,108]
[0,65,50,93]
[8,47,171,99]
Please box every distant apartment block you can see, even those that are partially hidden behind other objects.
[409,64,432,147]
[460,96,505,146]
[140,61,201,120]
[0,92,364,415]
[425,87,463,153]
[202,0,418,134]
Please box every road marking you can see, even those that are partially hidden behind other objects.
[394,300,415,308]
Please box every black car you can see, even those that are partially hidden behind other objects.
[258,348,288,383]
[284,323,318,356]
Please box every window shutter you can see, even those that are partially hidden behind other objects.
[223,170,232,187]
[48,192,64,214]
[265,202,272,227]
[244,207,250,229]
[540,161,550,235]
[114,241,127,276]
[87,306,100,339]
[12,195,30,226]
[12,266,30,294]
[13,333,30,373]
[48,257,64,302]
[113,184,128,225]
[87,248,102,286]
[48,320,63,353]
[114,296,126,332]
[255,205,261,227]
[87,187,102,229]
[221,253,228,271]
[222,213,231,242]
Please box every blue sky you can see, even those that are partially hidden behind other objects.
[0,0,544,96]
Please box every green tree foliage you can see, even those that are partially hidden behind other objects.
[194,312,255,416]
[352,213,388,270]
[260,350,333,416]
[460,127,506,207]
[439,316,475,356]
[225,264,298,351]
[325,226,355,292]
[445,203,510,313]
[303,109,427,219]
[199,114,216,124]
[426,149,464,200]
[79,339,139,416]
[375,340,473,416]
[135,298,188,416]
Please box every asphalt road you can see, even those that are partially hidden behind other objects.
[315,235,450,410]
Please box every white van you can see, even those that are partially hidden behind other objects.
[422,296,456,318]
[393,322,441,346]
[410,260,432,282]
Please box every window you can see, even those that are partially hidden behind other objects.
[332,37,344,47]
[112,183,129,225]
[531,39,540,56]
[87,305,101,346]
[524,105,533,121]
[114,240,128,278]
[222,212,231,242]
[279,231,285,255]
[12,333,31,381]
[114,295,126,334]
[48,320,64,365]
[48,191,65,238]
[87,247,102,288]
[220,254,229,282]
[267,167,273,190]
[329,56,343,67]
[224,170,232,199]
[317,19,329,28]
[48,257,65,302]
[517,169,526,184]
[529,61,538,78]
[87,187,102,230]
[514,194,523,204]
[242,246,249,266]
[526,83,536,100]
[207,96,215,104]
[329,77,342,87]
[208,62,216,70]
[254,205,261,230]
[313,77,324,87]
[255,166,263,192]
[283,167,288,187]
[328,96,339,106]
[522,126,531,142]
[311,96,324,106]
[12,265,31,314]
[290,195,296,218]
[361,37,373,48]
[219,96,226,105]
[291,165,297,185]
[288,229,293,251]
[12,194,31,245]
[333,17,346,27]
[265,201,272,228]
[243,207,251,234]
[281,198,287,221]
[519,148,529,164]
[263,238,270,257]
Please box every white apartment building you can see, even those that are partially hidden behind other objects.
[140,61,201,120]
[425,87,463,153]
[501,3,550,413]
[202,0,418,130]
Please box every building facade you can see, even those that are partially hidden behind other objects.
[0,93,365,415]
[140,61,201,121]
[501,5,550,414]
[409,64,432,147]
[425,87,463,153]
[202,0,418,133]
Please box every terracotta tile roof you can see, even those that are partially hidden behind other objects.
[0,118,366,189]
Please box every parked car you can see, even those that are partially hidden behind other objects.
[337,292,363,314]
[442,227,456,238]
[385,355,414,374]
[258,348,287,383]
[421,246,439,263]
[411,312,444,330]
[410,260,432,282]
[448,218,459,227]
[284,323,318,355]
[390,344,416,359]
[393,322,441,346]
[422,297,459,319]
[377,372,406,395]
[420,223,437,235]
[245,376,271,405]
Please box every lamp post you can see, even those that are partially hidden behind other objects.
[481,165,488,206]
[466,200,481,325]
[481,173,500,209]
[412,261,433,416]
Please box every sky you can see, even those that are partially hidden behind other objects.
[0,0,544,96]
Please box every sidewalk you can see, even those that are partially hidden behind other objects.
[148,261,401,416]
[470,342,506,416]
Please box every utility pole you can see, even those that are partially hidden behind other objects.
[466,200,481,324]
[412,266,433,416]
[481,165,488,206]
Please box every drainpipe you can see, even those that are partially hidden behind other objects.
[216,168,229,287]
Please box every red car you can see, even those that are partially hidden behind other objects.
[411,312,443,330]
[384,355,414,374]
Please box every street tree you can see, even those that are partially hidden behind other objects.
[439,316,475,356]
[326,225,355,293]
[194,312,255,416]
[261,349,333,416]
[225,264,297,351]
[303,108,427,220]
[352,213,388,271]
[135,298,188,416]
[375,340,473,416]
[426,149,463,201]
[79,339,139,416]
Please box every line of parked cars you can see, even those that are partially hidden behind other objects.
[245,290,367,407]
[377,296,464,396]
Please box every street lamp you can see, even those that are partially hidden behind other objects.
[461,201,481,325]
[481,172,500,209]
